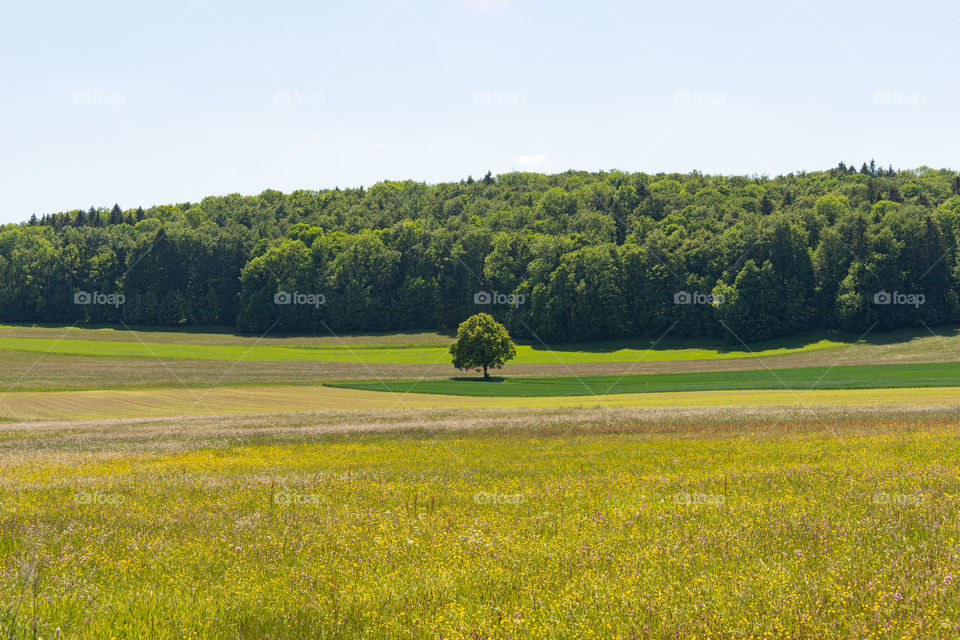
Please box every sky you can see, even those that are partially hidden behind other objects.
[1,0,958,223]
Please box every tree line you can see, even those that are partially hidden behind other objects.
[3,163,960,343]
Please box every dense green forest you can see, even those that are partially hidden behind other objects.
[3,162,960,343]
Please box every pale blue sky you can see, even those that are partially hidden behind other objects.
[1,0,958,223]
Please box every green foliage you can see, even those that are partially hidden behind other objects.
[3,165,960,342]
[449,313,517,377]
[714,260,782,342]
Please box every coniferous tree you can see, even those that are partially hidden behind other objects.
[109,204,123,225]
[760,194,774,215]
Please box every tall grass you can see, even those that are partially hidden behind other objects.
[1,408,959,638]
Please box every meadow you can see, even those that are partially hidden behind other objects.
[3,324,960,638]
[3,323,960,421]
[2,323,960,395]
[2,406,960,639]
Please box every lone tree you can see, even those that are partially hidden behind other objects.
[449,313,517,379]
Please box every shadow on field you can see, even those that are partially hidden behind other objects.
[1,321,458,341]
[523,324,960,355]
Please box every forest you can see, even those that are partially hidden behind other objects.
[3,161,960,343]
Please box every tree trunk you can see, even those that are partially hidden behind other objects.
[483,365,488,379]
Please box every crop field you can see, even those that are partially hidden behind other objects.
[331,361,960,396]
[1,323,960,394]
[3,406,960,639]
[2,324,960,421]
[6,384,960,422]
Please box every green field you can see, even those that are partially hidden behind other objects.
[0,331,847,365]
[330,361,960,396]
[2,323,960,395]
[2,407,960,639]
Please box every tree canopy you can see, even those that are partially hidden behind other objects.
[4,163,960,342]
[449,313,517,378]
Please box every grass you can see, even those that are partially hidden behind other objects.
[3,384,960,421]
[0,333,850,365]
[330,361,960,396]
[3,326,960,639]
[0,324,457,346]
[1,323,959,420]
[2,407,960,638]
[3,324,960,393]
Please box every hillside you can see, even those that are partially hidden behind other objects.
[3,164,960,343]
